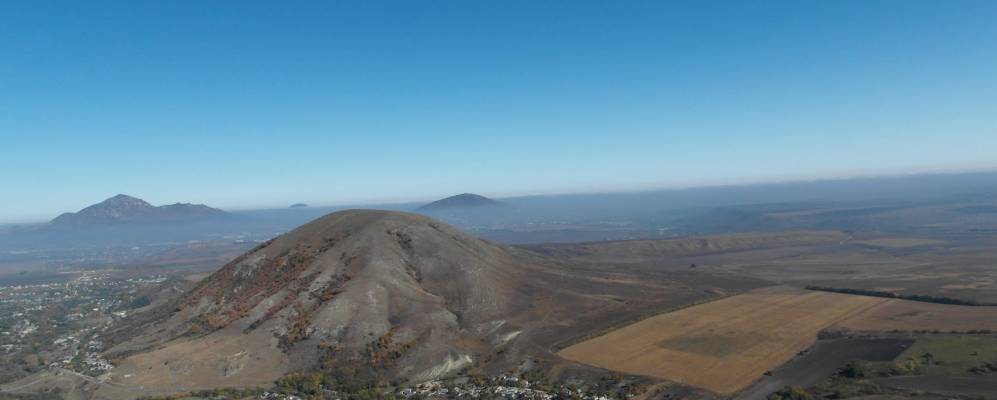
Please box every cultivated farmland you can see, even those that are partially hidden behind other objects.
[557,286,886,394]
[833,300,997,332]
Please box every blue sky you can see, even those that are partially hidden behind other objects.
[2,1,996,223]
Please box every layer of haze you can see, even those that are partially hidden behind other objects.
[2,1,996,223]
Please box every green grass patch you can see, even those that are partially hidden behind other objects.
[896,335,997,376]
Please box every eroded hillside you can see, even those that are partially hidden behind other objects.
[88,210,766,399]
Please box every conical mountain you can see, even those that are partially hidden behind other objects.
[101,211,560,395]
[98,210,746,398]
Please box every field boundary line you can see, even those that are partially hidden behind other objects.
[550,287,762,353]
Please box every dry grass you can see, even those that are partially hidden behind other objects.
[557,286,885,394]
[833,300,997,332]
[94,329,287,399]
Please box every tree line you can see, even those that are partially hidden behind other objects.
[805,286,996,306]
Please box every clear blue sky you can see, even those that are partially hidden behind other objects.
[2,1,996,223]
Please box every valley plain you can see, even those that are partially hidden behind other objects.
[558,287,885,394]
[559,286,997,395]
[3,184,997,400]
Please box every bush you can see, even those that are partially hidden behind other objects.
[891,357,921,376]
[275,372,324,396]
[768,386,814,400]
[839,362,869,378]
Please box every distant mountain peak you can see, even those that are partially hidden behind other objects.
[98,194,154,208]
[48,195,227,228]
[416,193,505,212]
[107,193,145,201]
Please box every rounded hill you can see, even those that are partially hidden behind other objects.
[416,193,505,212]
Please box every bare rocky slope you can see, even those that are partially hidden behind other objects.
[79,210,767,398]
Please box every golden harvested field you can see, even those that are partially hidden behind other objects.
[558,286,886,395]
[833,300,997,332]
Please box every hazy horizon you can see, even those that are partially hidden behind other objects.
[6,167,997,225]
[3,1,997,223]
